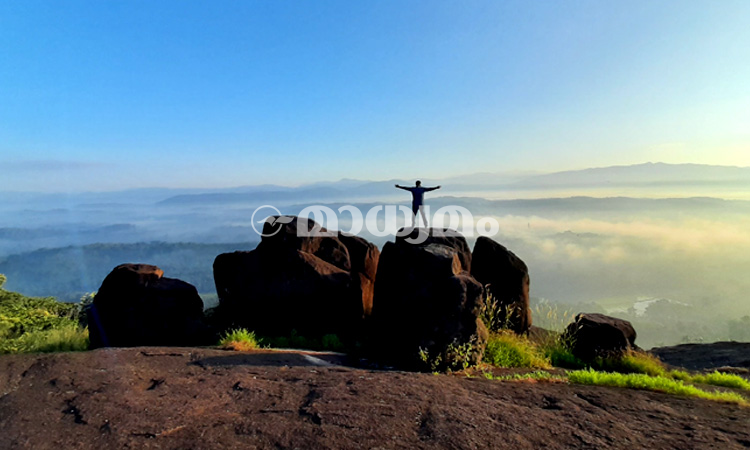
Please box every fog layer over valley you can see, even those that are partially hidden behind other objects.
[2,163,749,348]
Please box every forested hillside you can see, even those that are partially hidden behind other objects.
[0,242,256,302]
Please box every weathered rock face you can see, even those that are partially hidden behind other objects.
[470,236,532,335]
[564,313,638,361]
[213,216,380,337]
[370,230,488,370]
[88,264,211,349]
[396,227,472,272]
[258,216,352,272]
[337,232,380,317]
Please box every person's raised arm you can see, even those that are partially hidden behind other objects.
[425,185,441,192]
[395,184,410,191]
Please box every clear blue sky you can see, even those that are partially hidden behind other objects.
[1,1,749,191]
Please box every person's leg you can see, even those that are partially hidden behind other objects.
[419,205,428,228]
[412,204,420,227]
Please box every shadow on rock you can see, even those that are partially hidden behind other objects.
[191,350,353,368]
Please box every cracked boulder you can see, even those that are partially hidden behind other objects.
[370,229,488,370]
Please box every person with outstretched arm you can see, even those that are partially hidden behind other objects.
[395,180,441,227]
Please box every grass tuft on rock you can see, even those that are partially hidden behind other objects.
[483,331,551,369]
[484,370,566,382]
[689,371,750,391]
[594,350,667,377]
[219,328,260,351]
[568,369,749,406]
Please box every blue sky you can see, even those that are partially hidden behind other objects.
[1,1,749,191]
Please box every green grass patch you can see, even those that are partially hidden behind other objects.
[0,325,89,354]
[536,332,667,376]
[1,275,89,354]
[594,351,667,377]
[483,331,551,369]
[668,369,692,381]
[690,371,750,391]
[568,369,748,406]
[481,367,750,406]
[1,294,81,339]
[219,328,260,351]
[484,370,566,382]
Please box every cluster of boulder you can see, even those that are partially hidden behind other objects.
[88,215,639,369]
[212,216,379,338]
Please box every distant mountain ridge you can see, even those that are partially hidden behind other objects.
[516,162,750,188]
[3,162,749,206]
[154,162,750,206]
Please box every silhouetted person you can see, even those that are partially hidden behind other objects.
[395,180,441,227]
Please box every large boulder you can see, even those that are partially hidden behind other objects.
[213,216,380,337]
[88,264,212,349]
[470,236,532,334]
[563,313,638,360]
[258,216,352,271]
[370,230,488,370]
[396,227,472,272]
[213,248,354,336]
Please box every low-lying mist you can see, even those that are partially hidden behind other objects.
[486,214,750,348]
[307,197,750,349]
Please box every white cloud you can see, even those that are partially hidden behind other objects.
[480,214,750,261]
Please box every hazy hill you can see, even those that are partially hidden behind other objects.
[514,162,750,189]
[0,242,257,302]
[4,163,749,211]
[150,163,750,206]
[158,186,352,206]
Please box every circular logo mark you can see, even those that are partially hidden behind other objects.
[251,205,291,237]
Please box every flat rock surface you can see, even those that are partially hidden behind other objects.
[651,341,750,371]
[1,347,750,449]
